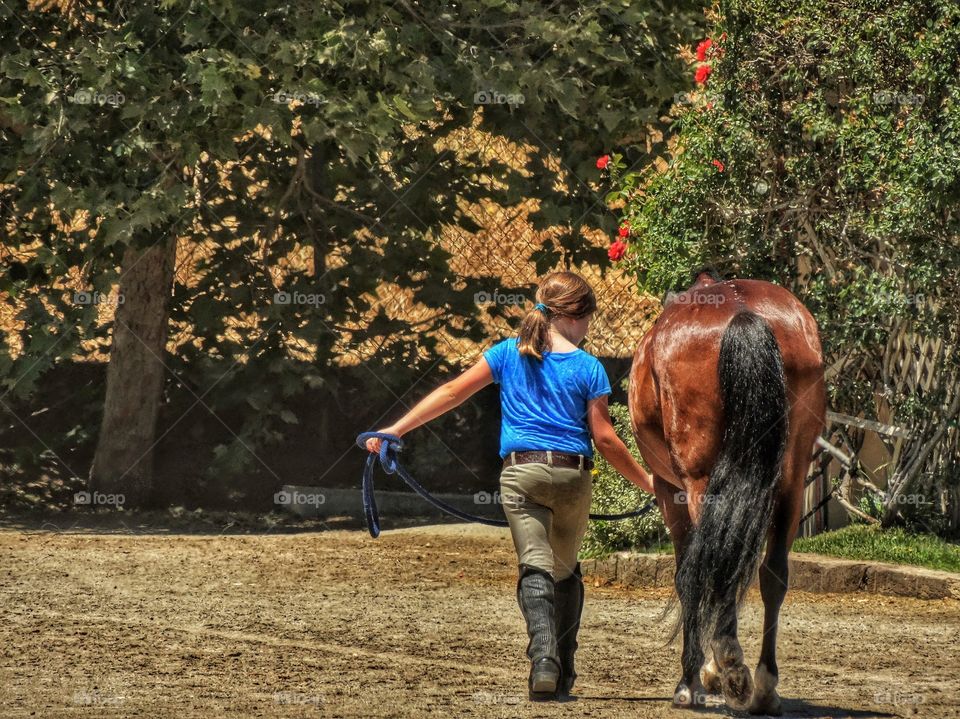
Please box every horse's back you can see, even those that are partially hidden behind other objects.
[648,278,823,376]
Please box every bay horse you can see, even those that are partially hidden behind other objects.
[628,271,826,715]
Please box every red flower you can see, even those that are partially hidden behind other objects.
[696,38,713,62]
[608,240,627,261]
[618,224,630,238]
[712,159,724,172]
[596,154,610,170]
[695,64,712,85]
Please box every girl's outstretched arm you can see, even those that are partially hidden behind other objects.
[365,358,494,453]
[587,395,657,494]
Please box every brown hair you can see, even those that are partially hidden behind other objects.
[517,272,597,360]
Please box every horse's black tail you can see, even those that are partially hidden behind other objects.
[673,310,788,669]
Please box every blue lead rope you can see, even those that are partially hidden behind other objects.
[356,432,656,538]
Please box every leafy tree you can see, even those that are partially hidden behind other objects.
[1,0,705,507]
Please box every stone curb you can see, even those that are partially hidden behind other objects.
[580,551,960,601]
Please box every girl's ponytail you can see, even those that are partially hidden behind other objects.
[517,272,597,360]
[517,303,551,360]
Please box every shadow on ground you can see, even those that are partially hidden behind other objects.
[0,507,463,536]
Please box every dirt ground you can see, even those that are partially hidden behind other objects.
[1,518,958,718]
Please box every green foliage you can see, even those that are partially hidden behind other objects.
[793,524,960,573]
[608,0,960,525]
[581,402,669,558]
[856,491,886,523]
[611,0,960,370]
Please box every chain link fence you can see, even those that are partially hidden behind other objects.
[356,126,659,369]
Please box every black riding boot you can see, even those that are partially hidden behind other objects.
[516,564,561,700]
[555,562,584,696]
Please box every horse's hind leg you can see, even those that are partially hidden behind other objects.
[749,452,808,715]
[748,511,791,716]
[751,373,824,716]
[699,606,728,694]
[654,476,707,709]
[702,601,753,711]
[699,601,736,695]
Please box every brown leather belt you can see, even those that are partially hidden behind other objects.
[503,450,594,471]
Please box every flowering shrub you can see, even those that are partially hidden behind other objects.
[600,0,960,529]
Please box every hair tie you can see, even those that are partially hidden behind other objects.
[534,302,549,314]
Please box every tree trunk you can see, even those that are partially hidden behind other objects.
[89,237,177,507]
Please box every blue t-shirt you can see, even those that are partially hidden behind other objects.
[483,337,612,459]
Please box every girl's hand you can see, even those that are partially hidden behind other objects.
[365,426,401,454]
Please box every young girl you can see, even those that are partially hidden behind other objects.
[365,271,655,700]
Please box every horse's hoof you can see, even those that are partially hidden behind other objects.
[700,657,722,695]
[748,664,782,715]
[720,662,754,712]
[749,691,783,716]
